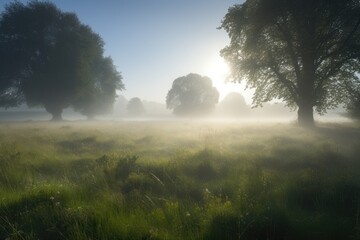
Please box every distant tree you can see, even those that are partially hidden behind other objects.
[142,100,170,117]
[0,1,124,120]
[166,73,219,116]
[220,0,360,126]
[113,95,128,116]
[127,97,146,116]
[218,92,250,116]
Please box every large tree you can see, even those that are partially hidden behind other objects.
[220,0,360,126]
[166,73,219,116]
[72,57,124,119]
[0,1,123,120]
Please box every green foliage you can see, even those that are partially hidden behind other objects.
[166,73,219,116]
[220,0,360,125]
[72,57,124,119]
[345,80,360,120]
[0,122,359,239]
[0,1,124,120]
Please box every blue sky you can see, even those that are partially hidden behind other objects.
[0,0,251,103]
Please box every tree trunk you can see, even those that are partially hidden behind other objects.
[45,105,63,121]
[51,109,63,121]
[297,103,314,127]
[298,32,316,128]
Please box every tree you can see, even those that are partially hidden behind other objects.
[345,80,360,119]
[72,57,124,119]
[127,97,146,116]
[218,92,250,116]
[220,0,360,126]
[166,73,219,116]
[113,95,128,116]
[0,1,124,120]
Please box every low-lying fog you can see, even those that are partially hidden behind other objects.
[0,94,350,123]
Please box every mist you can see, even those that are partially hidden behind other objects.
[0,94,350,123]
[1,0,360,239]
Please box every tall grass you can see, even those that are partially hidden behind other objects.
[0,121,359,239]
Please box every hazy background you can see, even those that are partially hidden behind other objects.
[0,0,248,103]
[0,0,349,121]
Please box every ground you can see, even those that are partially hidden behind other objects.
[0,121,359,239]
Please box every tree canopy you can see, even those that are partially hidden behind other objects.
[218,92,250,116]
[220,0,360,126]
[0,1,124,120]
[345,79,360,119]
[72,57,123,119]
[166,73,219,116]
[127,97,146,116]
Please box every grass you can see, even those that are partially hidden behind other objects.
[0,121,359,239]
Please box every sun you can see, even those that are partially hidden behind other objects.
[205,55,230,82]
[201,55,251,103]
[201,55,229,94]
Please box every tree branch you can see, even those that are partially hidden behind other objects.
[316,14,360,66]
[315,54,358,96]
[266,51,299,103]
[275,20,302,82]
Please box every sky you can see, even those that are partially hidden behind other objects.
[0,0,251,104]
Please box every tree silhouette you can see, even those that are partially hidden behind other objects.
[127,97,146,116]
[72,57,124,119]
[166,73,219,116]
[345,81,360,119]
[0,1,124,120]
[220,0,360,126]
[218,92,250,116]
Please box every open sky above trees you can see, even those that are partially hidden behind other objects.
[0,0,249,103]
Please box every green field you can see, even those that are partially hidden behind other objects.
[0,121,360,239]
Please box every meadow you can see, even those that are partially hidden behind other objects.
[0,120,359,240]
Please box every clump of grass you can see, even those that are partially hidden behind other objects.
[58,136,116,153]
